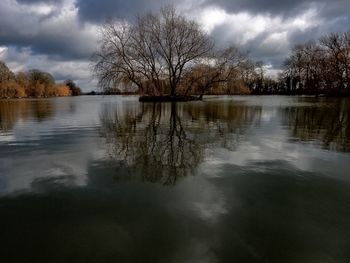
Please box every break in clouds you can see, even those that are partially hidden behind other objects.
[0,0,349,90]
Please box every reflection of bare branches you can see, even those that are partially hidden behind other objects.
[100,102,202,185]
[282,99,350,152]
[101,104,202,184]
[100,101,261,185]
[184,101,262,151]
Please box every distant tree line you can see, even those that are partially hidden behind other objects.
[213,31,350,96]
[0,60,81,99]
[281,32,350,95]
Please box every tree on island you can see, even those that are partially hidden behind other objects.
[93,6,245,100]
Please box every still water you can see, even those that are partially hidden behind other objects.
[0,96,350,262]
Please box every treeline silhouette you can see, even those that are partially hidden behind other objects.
[281,32,350,96]
[253,31,350,95]
[249,32,350,96]
[0,60,81,98]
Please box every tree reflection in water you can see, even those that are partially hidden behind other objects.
[283,98,350,152]
[100,101,261,184]
[0,100,28,132]
[0,99,55,133]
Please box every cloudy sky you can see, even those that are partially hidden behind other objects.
[0,0,349,91]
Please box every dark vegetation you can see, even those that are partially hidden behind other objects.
[0,61,81,99]
[231,32,350,96]
[280,32,350,96]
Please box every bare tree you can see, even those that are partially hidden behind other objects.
[93,6,214,97]
[181,46,246,97]
[320,32,350,90]
[282,31,350,95]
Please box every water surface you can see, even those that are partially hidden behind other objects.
[1,96,350,262]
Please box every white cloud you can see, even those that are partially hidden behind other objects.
[188,6,322,73]
[195,6,319,45]
[196,8,228,33]
[22,2,54,16]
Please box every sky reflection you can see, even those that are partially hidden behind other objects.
[1,96,350,262]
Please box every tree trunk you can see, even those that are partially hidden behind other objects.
[170,82,176,96]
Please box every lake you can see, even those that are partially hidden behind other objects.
[1,95,350,262]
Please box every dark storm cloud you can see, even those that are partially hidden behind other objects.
[73,0,312,24]
[202,0,350,19]
[210,25,289,68]
[203,0,310,17]
[17,0,59,4]
[74,0,347,22]
[317,0,350,19]
[288,15,350,47]
[76,0,175,22]
[0,0,349,84]
[0,0,97,61]
[16,0,62,3]
[0,36,92,61]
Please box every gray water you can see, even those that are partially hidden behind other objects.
[0,95,350,262]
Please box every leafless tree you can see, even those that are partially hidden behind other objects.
[93,6,214,97]
[282,31,350,95]
[320,32,350,90]
[181,46,246,97]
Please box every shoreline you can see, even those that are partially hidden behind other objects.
[2,93,350,101]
